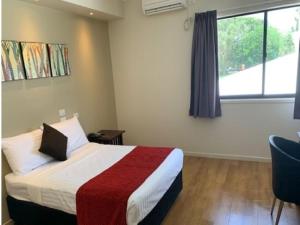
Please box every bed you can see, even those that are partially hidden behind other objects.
[5,142,183,225]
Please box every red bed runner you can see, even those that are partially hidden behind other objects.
[76,146,173,225]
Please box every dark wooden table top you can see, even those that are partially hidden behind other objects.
[97,130,125,141]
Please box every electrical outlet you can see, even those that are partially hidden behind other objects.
[59,109,66,117]
[73,112,79,118]
[60,116,67,122]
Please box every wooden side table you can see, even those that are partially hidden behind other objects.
[88,130,125,145]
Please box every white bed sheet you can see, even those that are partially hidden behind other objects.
[5,143,183,225]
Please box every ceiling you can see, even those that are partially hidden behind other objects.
[20,0,124,21]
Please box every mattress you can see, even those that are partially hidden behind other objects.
[5,143,183,225]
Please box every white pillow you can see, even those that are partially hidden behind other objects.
[48,117,88,155]
[2,129,53,175]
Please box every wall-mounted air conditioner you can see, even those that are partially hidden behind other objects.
[142,0,187,16]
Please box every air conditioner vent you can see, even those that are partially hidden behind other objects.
[143,0,187,16]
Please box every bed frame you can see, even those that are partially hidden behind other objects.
[7,171,182,225]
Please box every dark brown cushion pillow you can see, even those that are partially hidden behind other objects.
[39,123,68,161]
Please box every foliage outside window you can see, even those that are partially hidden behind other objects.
[218,6,300,98]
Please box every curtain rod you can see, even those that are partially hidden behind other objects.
[217,0,300,18]
[184,0,300,30]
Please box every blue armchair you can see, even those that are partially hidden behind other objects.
[269,135,300,225]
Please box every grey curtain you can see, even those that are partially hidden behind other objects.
[189,10,221,118]
[294,41,300,119]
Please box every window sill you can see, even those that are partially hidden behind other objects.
[221,98,295,104]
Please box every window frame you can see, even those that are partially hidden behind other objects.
[218,5,299,99]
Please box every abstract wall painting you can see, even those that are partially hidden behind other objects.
[21,42,51,79]
[1,40,26,81]
[2,41,70,81]
[48,44,71,77]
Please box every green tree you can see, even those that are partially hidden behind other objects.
[218,17,295,76]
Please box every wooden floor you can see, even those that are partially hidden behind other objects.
[162,157,300,225]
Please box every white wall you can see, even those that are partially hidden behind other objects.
[109,0,300,160]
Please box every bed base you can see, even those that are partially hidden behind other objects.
[7,171,182,225]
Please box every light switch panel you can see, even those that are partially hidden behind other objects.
[59,109,66,117]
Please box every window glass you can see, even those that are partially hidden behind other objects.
[218,6,299,98]
[218,13,264,96]
[265,7,300,95]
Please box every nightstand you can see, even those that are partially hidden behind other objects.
[88,130,125,145]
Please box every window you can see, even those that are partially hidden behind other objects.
[218,6,300,98]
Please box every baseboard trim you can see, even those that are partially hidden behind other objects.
[184,151,271,162]
[3,219,13,225]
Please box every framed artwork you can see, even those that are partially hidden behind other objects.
[21,42,51,79]
[48,44,71,77]
[1,40,26,81]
